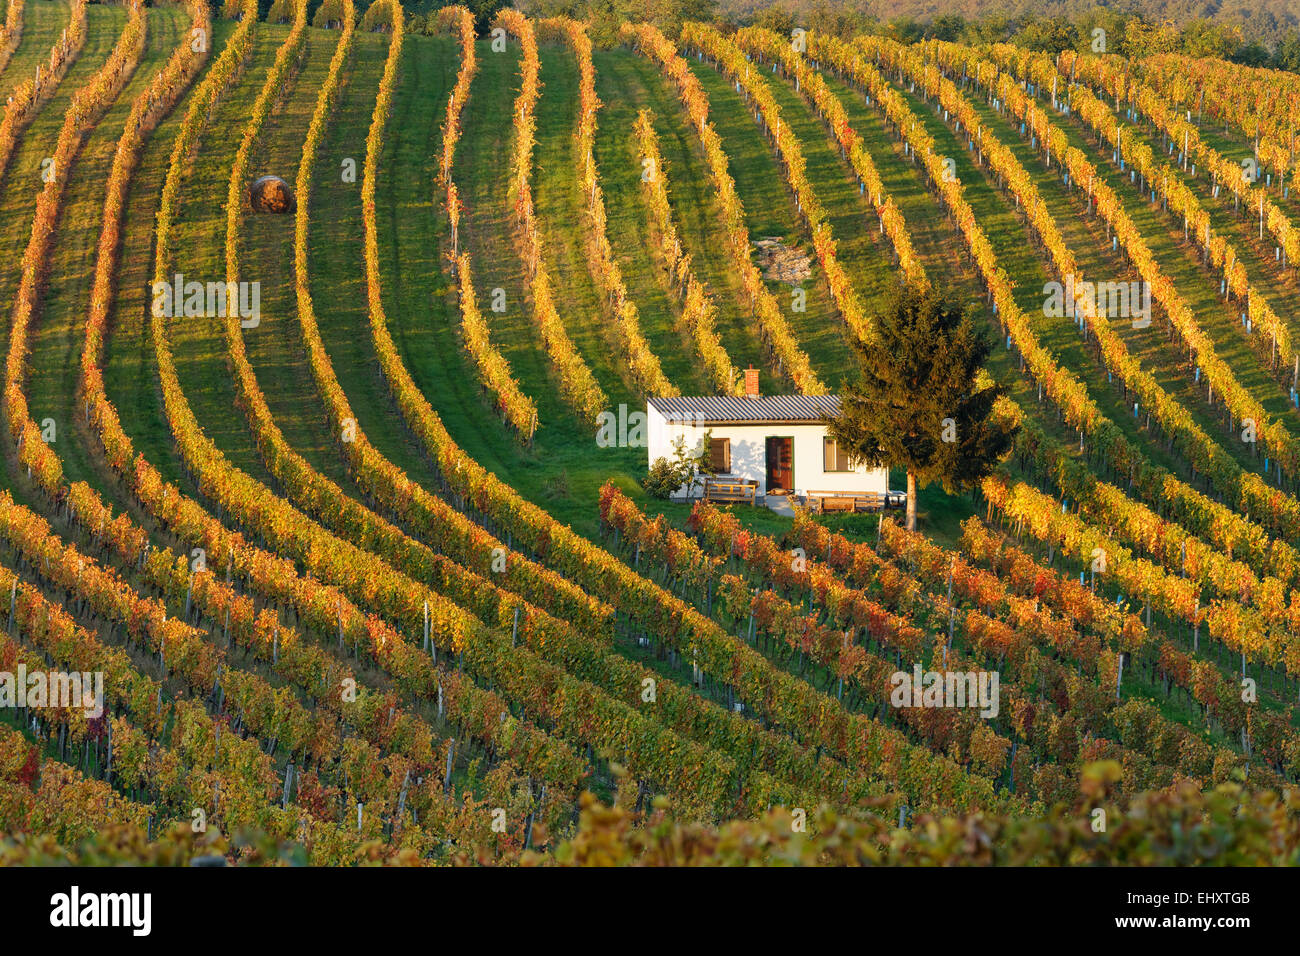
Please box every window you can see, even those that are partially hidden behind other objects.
[823,437,852,472]
[709,437,731,474]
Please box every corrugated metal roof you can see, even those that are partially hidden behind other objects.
[647,395,841,424]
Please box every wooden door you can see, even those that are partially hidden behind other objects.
[765,436,793,493]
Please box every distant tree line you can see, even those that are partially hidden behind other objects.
[722,0,1299,68]
[725,0,1300,71]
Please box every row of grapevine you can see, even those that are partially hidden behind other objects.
[944,43,1300,540]
[0,563,296,837]
[841,39,1300,674]
[542,17,676,396]
[632,109,741,394]
[990,390,1300,628]
[0,0,87,183]
[354,131,1010,816]
[876,516,1287,776]
[1135,53,1299,197]
[986,44,1294,377]
[622,22,824,393]
[839,34,1300,551]
[0,615,428,864]
[595,484,1023,813]
[864,36,1300,483]
[716,575,1021,781]
[280,21,863,807]
[326,9,858,816]
[256,4,621,635]
[887,47,1300,599]
[211,5,613,642]
[6,0,152,481]
[432,6,537,439]
[0,723,153,846]
[677,497,1242,788]
[681,35,1289,738]
[736,25,928,291]
[957,519,1300,773]
[1064,49,1300,270]
[778,509,1274,774]
[806,33,1284,574]
[54,1,590,819]
[496,8,607,424]
[844,39,1300,588]
[683,22,874,342]
[0,491,568,850]
[0,0,25,80]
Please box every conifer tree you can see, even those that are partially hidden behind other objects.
[827,288,1014,530]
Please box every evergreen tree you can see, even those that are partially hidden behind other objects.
[827,288,1015,531]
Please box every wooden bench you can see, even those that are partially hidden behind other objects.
[806,491,887,514]
[703,479,758,506]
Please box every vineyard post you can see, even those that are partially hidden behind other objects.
[945,559,955,651]
[1193,597,1199,651]
[523,778,535,848]
[395,770,410,832]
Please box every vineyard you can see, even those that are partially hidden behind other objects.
[0,0,1298,869]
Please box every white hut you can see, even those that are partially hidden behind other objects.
[646,371,894,511]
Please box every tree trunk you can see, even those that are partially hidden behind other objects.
[906,471,918,532]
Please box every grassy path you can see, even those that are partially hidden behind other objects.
[313,30,450,487]
[156,24,279,488]
[238,23,354,489]
[532,41,634,400]
[760,57,900,332]
[102,20,237,491]
[408,38,637,535]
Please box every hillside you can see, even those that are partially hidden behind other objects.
[0,0,1298,879]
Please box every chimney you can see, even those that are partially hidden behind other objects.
[744,366,760,398]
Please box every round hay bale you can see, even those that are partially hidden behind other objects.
[250,175,296,214]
